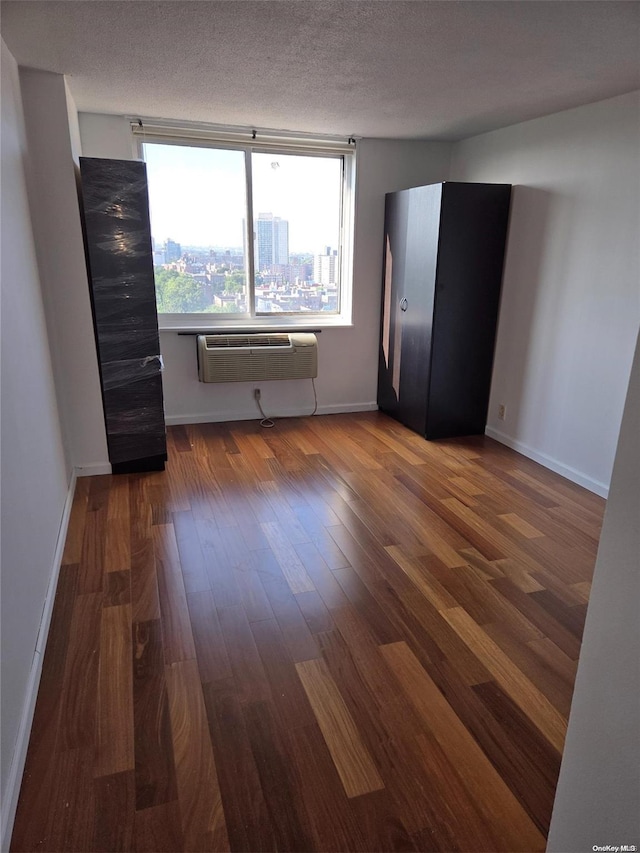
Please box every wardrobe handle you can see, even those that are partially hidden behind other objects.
[400,297,408,312]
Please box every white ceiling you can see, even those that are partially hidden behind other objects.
[2,0,639,140]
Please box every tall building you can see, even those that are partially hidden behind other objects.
[314,246,338,285]
[255,213,289,271]
[164,238,182,262]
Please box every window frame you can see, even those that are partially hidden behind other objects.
[133,123,356,331]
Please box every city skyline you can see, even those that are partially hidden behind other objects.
[152,230,339,314]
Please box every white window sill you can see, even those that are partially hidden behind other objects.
[158,315,354,332]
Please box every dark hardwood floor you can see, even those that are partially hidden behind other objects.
[10,412,605,852]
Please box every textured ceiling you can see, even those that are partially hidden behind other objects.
[2,0,639,140]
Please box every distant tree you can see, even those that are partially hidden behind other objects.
[154,267,206,312]
[225,272,246,293]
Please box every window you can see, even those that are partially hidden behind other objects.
[136,123,355,328]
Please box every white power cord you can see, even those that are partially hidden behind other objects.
[253,388,275,428]
[254,378,318,429]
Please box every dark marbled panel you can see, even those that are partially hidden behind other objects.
[81,159,149,222]
[81,159,158,294]
[108,432,168,466]
[103,371,166,464]
[98,329,162,365]
[101,356,163,393]
[92,274,159,316]
[79,157,166,470]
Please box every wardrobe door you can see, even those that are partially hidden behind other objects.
[80,157,167,473]
[378,184,442,434]
[427,182,511,438]
[397,183,442,435]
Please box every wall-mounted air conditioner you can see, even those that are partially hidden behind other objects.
[197,333,318,383]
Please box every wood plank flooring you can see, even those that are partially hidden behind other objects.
[10,412,605,852]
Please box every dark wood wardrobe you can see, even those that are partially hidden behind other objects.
[79,157,167,473]
[377,181,511,439]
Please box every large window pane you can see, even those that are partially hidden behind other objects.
[143,142,249,313]
[251,152,342,314]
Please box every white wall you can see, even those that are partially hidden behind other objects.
[78,111,135,160]
[79,115,452,423]
[0,40,71,844]
[547,330,640,851]
[65,79,83,164]
[450,92,640,496]
[19,70,109,473]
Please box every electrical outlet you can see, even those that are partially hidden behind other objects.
[254,388,261,401]
[497,404,506,421]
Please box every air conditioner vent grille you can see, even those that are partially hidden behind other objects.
[197,332,318,383]
[203,334,291,349]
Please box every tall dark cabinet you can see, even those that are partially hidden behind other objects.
[79,157,167,473]
[377,181,511,439]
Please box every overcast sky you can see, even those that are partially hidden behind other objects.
[143,142,341,255]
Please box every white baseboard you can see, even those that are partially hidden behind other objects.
[485,426,609,498]
[1,470,78,851]
[75,461,112,477]
[316,402,379,416]
[165,401,378,426]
